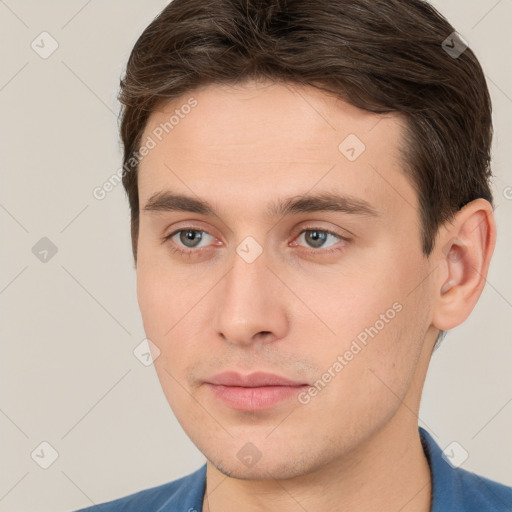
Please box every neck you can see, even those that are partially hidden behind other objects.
[203,414,432,512]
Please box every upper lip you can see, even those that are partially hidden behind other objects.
[206,371,307,387]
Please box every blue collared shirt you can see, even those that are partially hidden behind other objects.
[73,428,512,511]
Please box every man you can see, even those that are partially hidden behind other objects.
[76,0,511,510]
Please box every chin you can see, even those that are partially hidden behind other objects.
[204,443,327,481]
[210,458,300,481]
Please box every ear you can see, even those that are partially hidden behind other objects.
[431,198,496,331]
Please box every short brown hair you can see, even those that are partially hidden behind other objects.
[119,0,493,263]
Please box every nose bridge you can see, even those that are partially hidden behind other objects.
[214,240,287,346]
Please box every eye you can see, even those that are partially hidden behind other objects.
[164,228,216,254]
[296,229,341,249]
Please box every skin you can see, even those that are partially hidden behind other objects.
[135,80,496,512]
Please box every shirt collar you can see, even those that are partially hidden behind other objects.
[419,426,459,512]
[156,463,206,512]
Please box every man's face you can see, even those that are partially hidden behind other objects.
[136,81,437,479]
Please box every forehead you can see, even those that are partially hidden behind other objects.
[143,80,403,157]
[137,81,416,219]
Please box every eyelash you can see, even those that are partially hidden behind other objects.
[162,226,350,258]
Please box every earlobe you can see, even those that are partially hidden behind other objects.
[431,199,496,331]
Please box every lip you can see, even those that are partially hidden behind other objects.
[207,371,306,387]
[204,371,309,411]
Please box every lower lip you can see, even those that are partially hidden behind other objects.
[205,383,308,411]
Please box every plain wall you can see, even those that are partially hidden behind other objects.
[0,1,510,510]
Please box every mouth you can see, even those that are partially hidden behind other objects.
[204,371,309,411]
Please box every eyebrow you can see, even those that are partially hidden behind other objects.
[143,191,379,218]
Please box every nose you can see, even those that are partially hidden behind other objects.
[214,245,289,347]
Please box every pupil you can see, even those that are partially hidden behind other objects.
[307,230,326,248]
[181,230,201,247]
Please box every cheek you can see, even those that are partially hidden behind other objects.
[135,248,214,374]
[136,266,169,339]
[306,251,429,394]
[136,243,202,334]
[136,262,198,411]
[136,250,183,370]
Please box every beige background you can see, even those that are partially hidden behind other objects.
[0,1,511,511]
